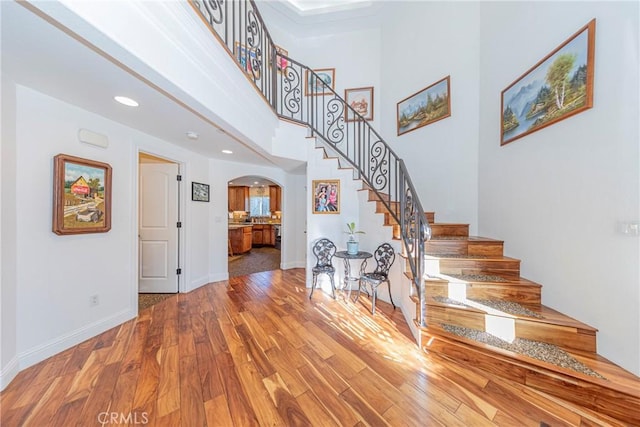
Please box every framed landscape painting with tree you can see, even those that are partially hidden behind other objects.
[500,19,595,146]
[53,154,112,235]
[397,76,451,136]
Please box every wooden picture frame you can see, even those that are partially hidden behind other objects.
[192,182,210,202]
[234,42,261,79]
[305,68,335,96]
[345,87,374,122]
[312,179,340,214]
[52,154,112,235]
[275,45,289,74]
[397,76,451,136]
[500,19,595,146]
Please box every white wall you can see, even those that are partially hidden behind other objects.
[0,61,20,389]
[380,2,481,230]
[10,86,210,372]
[478,1,640,375]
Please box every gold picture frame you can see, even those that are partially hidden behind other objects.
[312,179,340,214]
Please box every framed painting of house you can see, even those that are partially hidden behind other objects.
[500,19,595,146]
[345,87,374,121]
[52,154,112,235]
[312,179,340,214]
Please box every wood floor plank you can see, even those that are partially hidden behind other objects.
[1,269,635,426]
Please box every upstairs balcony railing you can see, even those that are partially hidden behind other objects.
[190,0,431,326]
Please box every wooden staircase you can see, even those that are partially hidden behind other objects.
[366,189,640,425]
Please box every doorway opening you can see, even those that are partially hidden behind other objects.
[228,175,282,277]
[138,152,181,310]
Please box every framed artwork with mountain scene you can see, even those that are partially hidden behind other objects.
[345,87,374,121]
[397,76,451,136]
[501,19,595,146]
[53,154,112,235]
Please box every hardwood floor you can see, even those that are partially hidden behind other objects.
[0,269,629,426]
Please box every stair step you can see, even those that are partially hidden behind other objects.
[423,254,521,280]
[430,223,469,237]
[425,275,541,305]
[426,236,504,257]
[419,325,640,425]
[424,297,597,352]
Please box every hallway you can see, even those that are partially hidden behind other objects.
[228,246,281,278]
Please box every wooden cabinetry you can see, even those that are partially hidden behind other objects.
[228,186,248,212]
[269,186,281,212]
[229,226,252,254]
[252,224,276,246]
[252,225,264,246]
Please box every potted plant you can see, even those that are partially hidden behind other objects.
[345,222,365,255]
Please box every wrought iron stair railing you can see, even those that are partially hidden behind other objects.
[190,0,431,325]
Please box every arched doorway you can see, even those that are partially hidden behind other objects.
[227,175,282,277]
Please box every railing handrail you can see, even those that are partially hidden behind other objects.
[190,0,430,325]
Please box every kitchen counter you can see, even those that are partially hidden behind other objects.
[228,225,252,254]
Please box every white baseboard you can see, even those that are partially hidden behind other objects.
[0,356,19,391]
[188,275,210,292]
[281,261,306,269]
[17,308,134,371]
[209,272,228,283]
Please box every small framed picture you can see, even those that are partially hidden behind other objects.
[234,42,261,79]
[275,45,289,74]
[305,68,335,96]
[52,154,112,235]
[312,179,339,214]
[192,182,210,202]
[345,87,374,121]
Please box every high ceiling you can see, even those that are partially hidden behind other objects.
[1,2,304,172]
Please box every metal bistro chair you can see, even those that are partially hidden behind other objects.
[309,238,337,299]
[357,243,396,314]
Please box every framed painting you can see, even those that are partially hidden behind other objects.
[52,154,112,235]
[305,68,335,96]
[192,182,210,202]
[397,76,451,136]
[275,45,289,74]
[234,42,261,79]
[500,19,595,146]
[312,179,340,214]
[345,87,374,122]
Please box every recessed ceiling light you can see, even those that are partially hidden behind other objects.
[114,96,139,107]
[254,181,259,185]
[186,131,199,140]
[222,149,233,154]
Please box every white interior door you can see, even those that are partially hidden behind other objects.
[139,162,179,293]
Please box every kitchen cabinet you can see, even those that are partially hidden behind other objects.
[252,225,264,246]
[229,225,252,254]
[269,186,281,212]
[252,224,277,246]
[228,186,248,212]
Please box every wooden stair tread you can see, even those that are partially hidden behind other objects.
[425,274,541,287]
[426,253,519,261]
[420,324,640,400]
[429,235,502,242]
[425,296,598,332]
